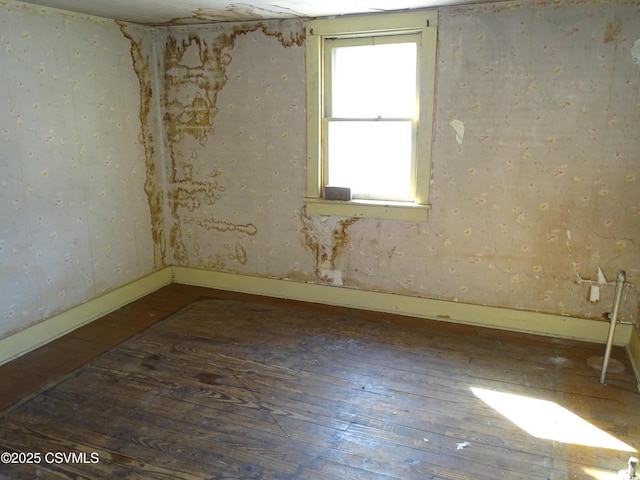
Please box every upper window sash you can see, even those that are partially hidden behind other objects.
[324,34,420,119]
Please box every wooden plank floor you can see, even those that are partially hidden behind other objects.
[0,283,638,479]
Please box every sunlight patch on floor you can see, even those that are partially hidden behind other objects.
[582,466,620,480]
[471,387,636,452]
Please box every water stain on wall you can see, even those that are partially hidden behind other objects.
[175,163,225,212]
[300,208,359,285]
[118,23,167,269]
[183,217,258,236]
[97,5,640,326]
[604,16,621,43]
[120,21,304,268]
[196,241,249,269]
[163,23,304,266]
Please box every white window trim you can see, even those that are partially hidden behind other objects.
[305,10,438,221]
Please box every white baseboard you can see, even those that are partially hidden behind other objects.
[172,267,632,346]
[0,267,172,366]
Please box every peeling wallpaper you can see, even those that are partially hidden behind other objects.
[2,0,639,342]
[147,1,639,324]
[0,1,157,338]
[158,22,308,275]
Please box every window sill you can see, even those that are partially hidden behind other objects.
[304,197,431,222]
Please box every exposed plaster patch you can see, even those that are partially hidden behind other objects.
[300,208,359,285]
[318,268,343,286]
[449,119,465,144]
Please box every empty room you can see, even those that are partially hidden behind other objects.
[1,0,639,478]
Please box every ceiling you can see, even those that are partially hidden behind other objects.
[18,0,496,25]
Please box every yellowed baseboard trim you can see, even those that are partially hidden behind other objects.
[172,267,632,346]
[0,267,172,366]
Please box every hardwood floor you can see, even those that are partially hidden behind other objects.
[0,283,638,479]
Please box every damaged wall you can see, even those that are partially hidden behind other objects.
[0,0,158,339]
[2,0,638,344]
[156,22,309,277]
[158,1,639,326]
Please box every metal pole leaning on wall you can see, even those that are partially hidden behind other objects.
[600,270,626,385]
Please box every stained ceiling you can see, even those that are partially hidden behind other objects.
[17,0,498,25]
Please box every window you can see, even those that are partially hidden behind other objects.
[305,11,438,221]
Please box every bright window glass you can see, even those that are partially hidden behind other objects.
[325,37,418,202]
[331,42,417,118]
[327,121,413,201]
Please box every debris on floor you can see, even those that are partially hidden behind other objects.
[456,441,470,451]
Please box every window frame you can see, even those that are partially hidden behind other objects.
[324,34,419,203]
[305,10,438,222]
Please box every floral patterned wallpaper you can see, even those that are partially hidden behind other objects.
[428,1,640,322]
[0,1,157,339]
[151,1,639,324]
[152,22,308,276]
[2,0,639,343]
